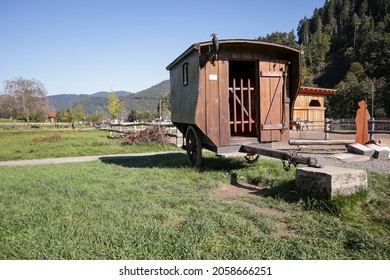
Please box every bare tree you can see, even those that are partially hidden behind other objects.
[0,77,49,124]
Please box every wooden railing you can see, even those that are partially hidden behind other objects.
[324,118,390,140]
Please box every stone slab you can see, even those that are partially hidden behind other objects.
[330,153,371,162]
[347,143,375,157]
[366,144,390,159]
[383,146,390,159]
[296,166,368,199]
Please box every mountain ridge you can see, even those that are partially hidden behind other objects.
[47,80,170,116]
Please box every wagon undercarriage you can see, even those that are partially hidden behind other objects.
[183,124,319,170]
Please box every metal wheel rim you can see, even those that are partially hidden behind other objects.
[244,154,259,164]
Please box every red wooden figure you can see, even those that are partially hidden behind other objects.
[355,100,370,144]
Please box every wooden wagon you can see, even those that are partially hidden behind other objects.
[166,38,310,167]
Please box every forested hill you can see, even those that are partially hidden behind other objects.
[47,91,134,115]
[123,79,170,112]
[47,81,170,116]
[258,0,389,118]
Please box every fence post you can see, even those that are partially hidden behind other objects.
[324,118,330,140]
[370,118,375,141]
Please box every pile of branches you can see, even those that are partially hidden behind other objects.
[121,125,169,145]
[32,134,62,142]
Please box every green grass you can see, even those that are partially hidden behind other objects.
[0,129,179,160]
[0,152,389,260]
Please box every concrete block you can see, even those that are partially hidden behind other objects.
[347,143,375,157]
[296,166,368,199]
[366,144,390,159]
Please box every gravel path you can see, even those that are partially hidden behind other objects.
[298,151,390,175]
[287,131,390,175]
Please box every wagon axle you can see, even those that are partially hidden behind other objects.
[239,145,321,170]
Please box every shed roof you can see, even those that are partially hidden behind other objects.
[166,39,301,70]
[47,112,56,118]
[298,86,337,96]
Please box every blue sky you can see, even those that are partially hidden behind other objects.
[0,0,325,95]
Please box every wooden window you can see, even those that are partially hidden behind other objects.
[309,99,321,107]
[182,63,188,86]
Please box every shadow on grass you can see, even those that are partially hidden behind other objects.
[100,152,352,215]
[99,152,246,172]
[99,152,189,168]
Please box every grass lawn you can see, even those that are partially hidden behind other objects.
[0,151,389,260]
[0,129,179,161]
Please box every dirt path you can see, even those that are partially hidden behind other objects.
[211,182,298,237]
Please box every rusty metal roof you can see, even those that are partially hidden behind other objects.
[298,86,336,96]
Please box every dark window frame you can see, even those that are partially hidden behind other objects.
[309,99,321,107]
[182,63,188,86]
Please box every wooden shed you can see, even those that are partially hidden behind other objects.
[166,39,301,165]
[293,86,336,130]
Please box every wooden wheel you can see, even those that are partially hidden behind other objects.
[244,154,259,164]
[185,126,202,167]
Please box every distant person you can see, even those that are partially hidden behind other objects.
[71,122,75,130]
[355,99,370,144]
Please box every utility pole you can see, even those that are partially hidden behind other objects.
[159,99,162,121]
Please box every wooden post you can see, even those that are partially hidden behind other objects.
[325,118,330,140]
[370,118,375,141]
[248,78,252,132]
[240,79,244,133]
[233,79,237,133]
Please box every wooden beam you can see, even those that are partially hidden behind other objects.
[260,71,284,77]
[262,124,283,130]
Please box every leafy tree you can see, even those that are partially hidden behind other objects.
[0,77,48,124]
[257,31,298,47]
[359,29,390,78]
[352,13,362,47]
[87,112,104,124]
[313,30,331,71]
[159,93,171,112]
[127,109,140,122]
[325,0,338,34]
[369,78,389,118]
[107,90,124,120]
[55,110,67,122]
[297,17,310,45]
[340,0,351,29]
[127,109,157,122]
[73,103,85,122]
[66,108,73,122]
[327,71,372,118]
